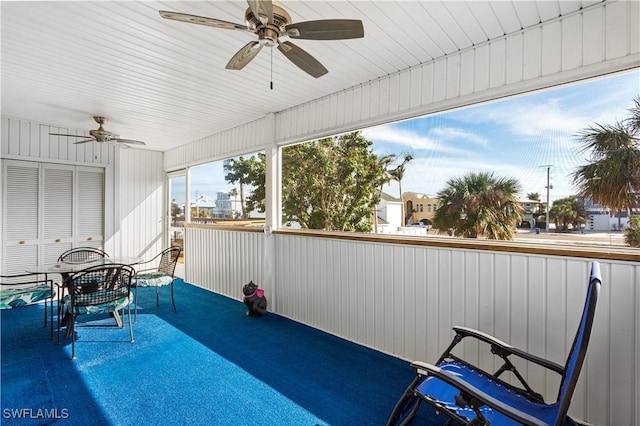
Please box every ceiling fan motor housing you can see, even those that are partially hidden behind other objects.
[245,5,291,46]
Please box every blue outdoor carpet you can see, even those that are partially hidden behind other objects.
[1,281,433,425]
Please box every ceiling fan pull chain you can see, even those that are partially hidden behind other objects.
[270,47,274,90]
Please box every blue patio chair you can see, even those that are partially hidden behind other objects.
[59,263,135,360]
[132,246,182,319]
[387,261,602,426]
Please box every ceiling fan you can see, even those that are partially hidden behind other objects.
[159,1,364,78]
[49,116,146,146]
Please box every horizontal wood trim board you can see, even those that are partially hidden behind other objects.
[183,224,639,263]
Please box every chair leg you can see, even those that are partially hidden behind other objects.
[387,393,422,426]
[127,304,134,343]
[70,313,76,360]
[155,286,159,307]
[171,281,176,312]
[134,286,138,322]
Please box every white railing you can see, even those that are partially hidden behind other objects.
[185,226,639,426]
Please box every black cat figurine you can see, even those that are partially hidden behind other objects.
[242,280,267,317]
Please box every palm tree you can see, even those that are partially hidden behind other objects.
[572,97,640,229]
[433,172,522,240]
[373,154,397,232]
[527,192,541,201]
[549,196,588,231]
[389,154,414,225]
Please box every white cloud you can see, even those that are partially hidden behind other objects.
[363,124,487,155]
[362,125,442,151]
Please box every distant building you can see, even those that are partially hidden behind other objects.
[403,192,439,225]
[374,191,430,236]
[375,192,402,233]
[517,198,544,228]
[582,198,636,231]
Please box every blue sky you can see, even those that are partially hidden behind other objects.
[365,70,639,204]
[175,70,639,206]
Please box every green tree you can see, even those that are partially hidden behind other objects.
[433,172,522,240]
[282,131,385,232]
[527,192,540,201]
[572,97,640,228]
[388,154,414,225]
[224,155,264,219]
[624,216,640,247]
[549,196,588,232]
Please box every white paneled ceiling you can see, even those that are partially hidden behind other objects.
[1,1,596,151]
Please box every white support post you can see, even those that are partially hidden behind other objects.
[263,114,279,307]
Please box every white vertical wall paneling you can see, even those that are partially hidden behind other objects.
[163,116,270,171]
[523,26,542,80]
[397,68,411,112]
[445,55,461,100]
[505,33,524,85]
[605,1,628,60]
[542,21,562,76]
[1,117,113,164]
[432,59,447,102]
[184,231,639,425]
[409,67,422,109]
[562,14,583,71]
[420,63,434,106]
[582,6,604,66]
[459,49,475,96]
[115,148,164,260]
[608,263,636,425]
[378,77,390,119]
[185,227,264,300]
[630,0,640,57]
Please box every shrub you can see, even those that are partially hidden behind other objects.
[624,216,640,247]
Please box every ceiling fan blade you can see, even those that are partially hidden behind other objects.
[226,41,263,70]
[277,41,328,78]
[49,133,90,138]
[247,0,273,25]
[73,139,95,145]
[159,10,249,32]
[113,138,146,146]
[286,19,364,40]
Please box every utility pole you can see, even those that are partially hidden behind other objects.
[540,165,552,233]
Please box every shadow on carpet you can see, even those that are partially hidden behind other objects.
[1,281,435,425]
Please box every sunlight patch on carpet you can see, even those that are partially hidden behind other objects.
[67,315,329,425]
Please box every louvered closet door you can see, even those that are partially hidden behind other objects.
[75,166,104,248]
[43,164,74,263]
[2,161,39,274]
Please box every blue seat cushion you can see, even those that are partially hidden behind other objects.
[133,272,174,288]
[63,291,132,315]
[415,361,560,425]
[0,284,54,309]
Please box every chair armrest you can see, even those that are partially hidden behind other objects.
[453,326,564,375]
[411,361,547,426]
[1,273,52,287]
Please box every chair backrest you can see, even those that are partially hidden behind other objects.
[68,264,134,307]
[554,261,601,425]
[156,247,181,276]
[58,247,109,264]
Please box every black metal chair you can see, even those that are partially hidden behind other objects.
[56,247,110,320]
[59,263,135,360]
[133,246,182,319]
[387,261,602,426]
[58,247,109,263]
